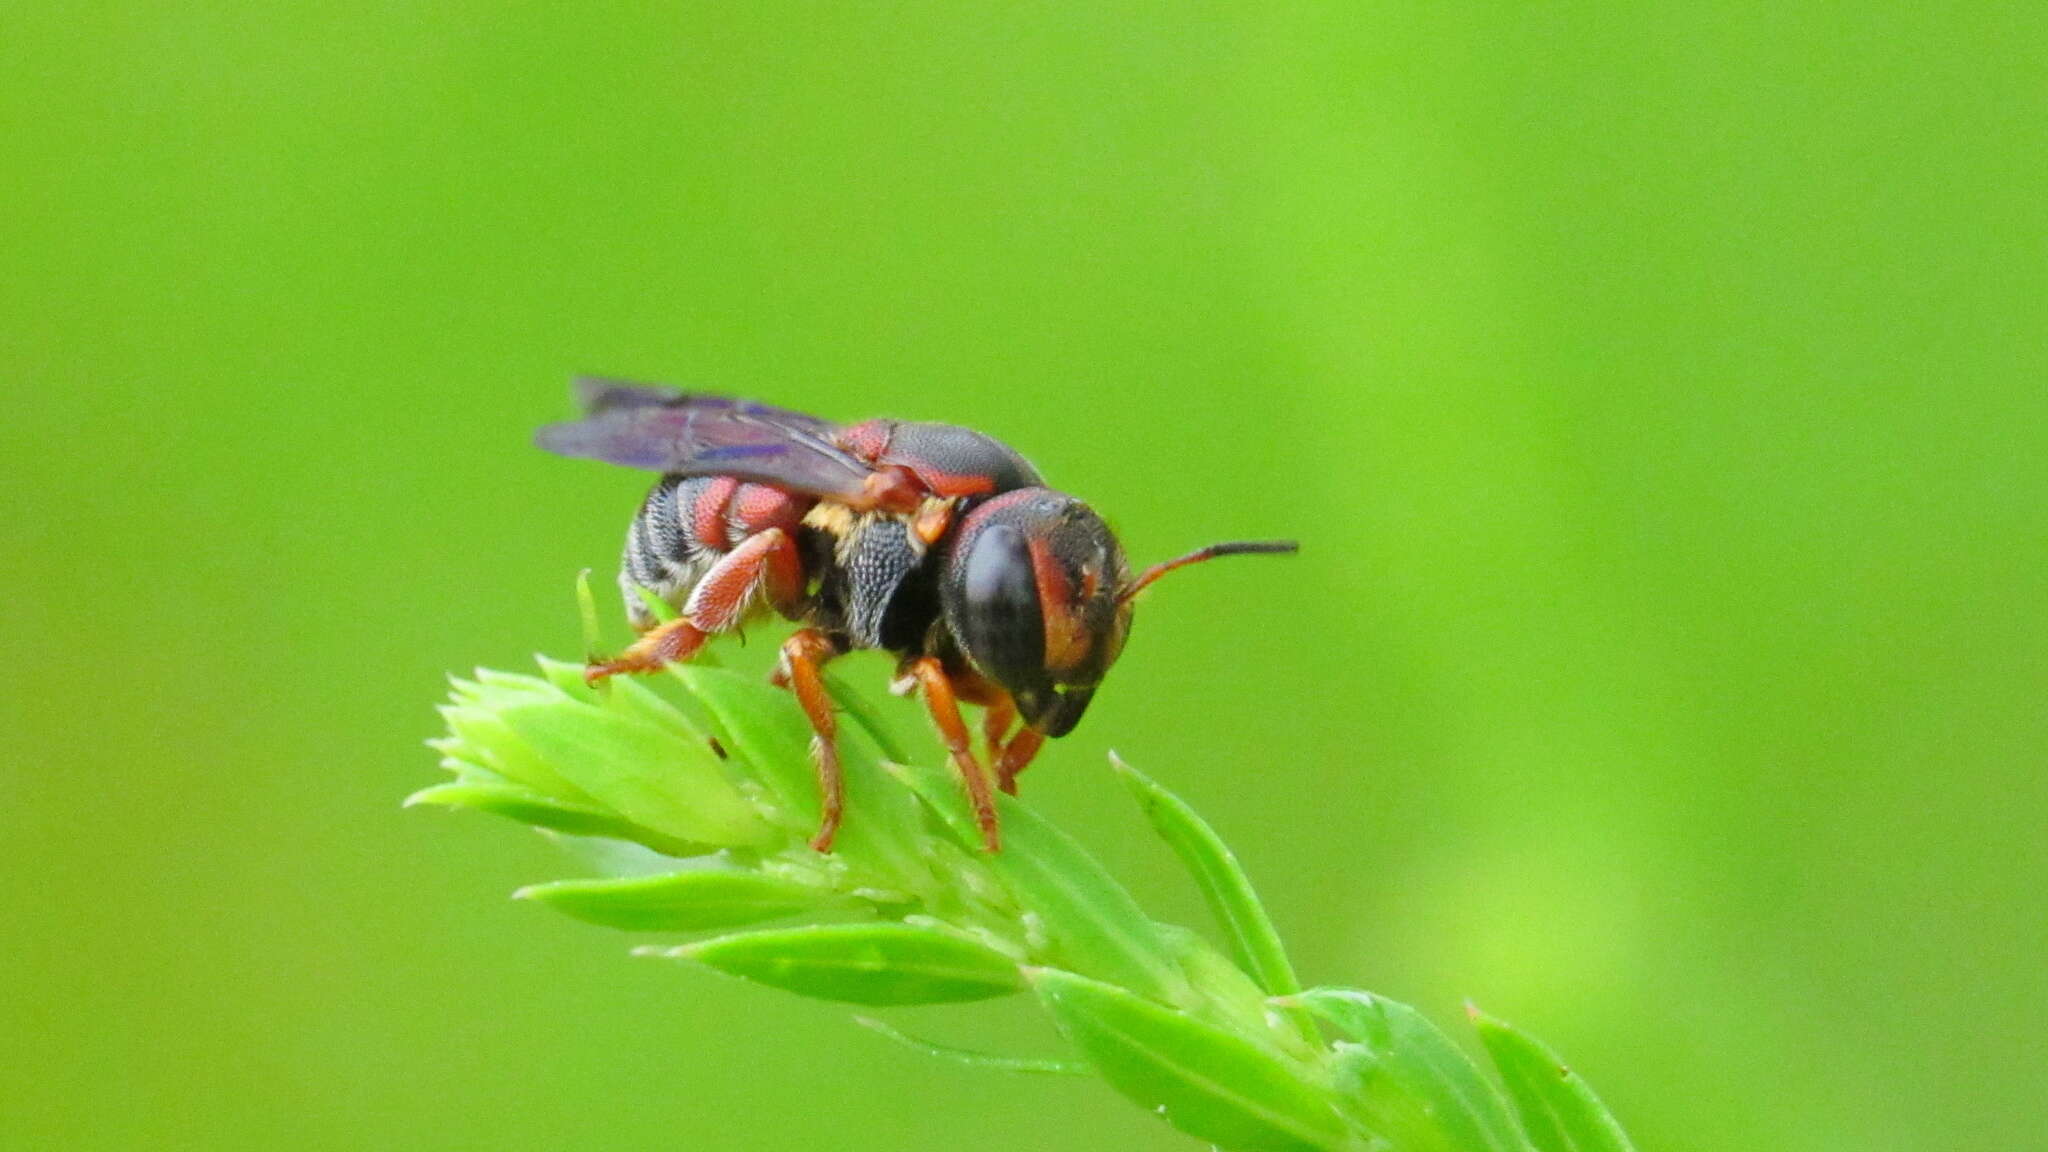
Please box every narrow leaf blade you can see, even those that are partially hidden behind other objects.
[661,922,1023,1005]
[1471,1009,1636,1152]
[439,696,596,803]
[1300,988,1526,1152]
[1113,755,1317,1050]
[1032,968,1350,1152]
[403,781,702,856]
[897,761,1188,1006]
[1113,756,1299,994]
[672,665,931,890]
[574,568,603,658]
[516,869,852,932]
[497,697,771,847]
[852,1016,1090,1076]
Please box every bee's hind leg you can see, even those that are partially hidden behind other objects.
[584,617,709,684]
[587,528,804,685]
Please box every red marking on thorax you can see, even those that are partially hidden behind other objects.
[837,420,893,462]
[859,466,925,515]
[900,467,997,499]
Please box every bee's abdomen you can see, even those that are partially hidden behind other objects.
[622,476,702,604]
[621,476,812,632]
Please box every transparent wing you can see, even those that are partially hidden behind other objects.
[536,378,875,501]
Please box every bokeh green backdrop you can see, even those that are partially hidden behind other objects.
[5,5,2044,1150]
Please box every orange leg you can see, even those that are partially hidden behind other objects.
[585,617,708,683]
[588,529,804,684]
[995,727,1045,796]
[777,628,846,852]
[684,528,806,628]
[982,695,1016,763]
[911,657,1001,852]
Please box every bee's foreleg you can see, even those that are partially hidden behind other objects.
[909,658,1002,853]
[775,628,846,853]
[994,728,1045,796]
[946,674,1035,796]
[981,695,1016,764]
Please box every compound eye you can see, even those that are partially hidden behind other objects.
[957,523,1048,690]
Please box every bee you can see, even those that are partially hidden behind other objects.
[537,378,1297,853]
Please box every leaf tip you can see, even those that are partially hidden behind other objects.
[1466,1001,1513,1035]
[401,786,446,809]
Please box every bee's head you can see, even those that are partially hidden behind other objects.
[941,488,1296,737]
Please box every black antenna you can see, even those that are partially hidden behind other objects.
[1120,539,1300,602]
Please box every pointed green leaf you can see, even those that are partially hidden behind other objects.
[1113,756,1317,1046]
[403,781,703,856]
[574,568,603,656]
[439,697,595,803]
[1471,1009,1635,1152]
[1300,988,1526,1152]
[605,675,703,740]
[1031,968,1351,1152]
[657,922,1023,1005]
[536,655,601,701]
[852,1016,1090,1076]
[1113,757,1297,995]
[516,869,854,932]
[496,697,771,847]
[896,761,1188,1007]
[671,665,930,889]
[628,582,678,623]
[473,666,566,699]
[1155,924,1315,1058]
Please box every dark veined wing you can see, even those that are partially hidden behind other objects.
[571,377,683,415]
[536,377,876,501]
[568,377,837,433]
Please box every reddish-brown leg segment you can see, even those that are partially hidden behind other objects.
[588,528,805,684]
[776,628,846,852]
[584,618,708,683]
[981,696,1016,764]
[995,727,1045,796]
[684,528,806,629]
[911,657,1001,852]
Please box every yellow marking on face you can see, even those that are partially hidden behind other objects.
[1044,603,1094,675]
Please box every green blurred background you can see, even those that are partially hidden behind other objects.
[5,4,2044,1150]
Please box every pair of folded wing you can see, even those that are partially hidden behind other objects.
[535,377,891,505]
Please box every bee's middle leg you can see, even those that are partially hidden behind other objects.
[774,627,847,853]
[587,528,804,684]
[981,695,1016,765]
[994,728,1045,795]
